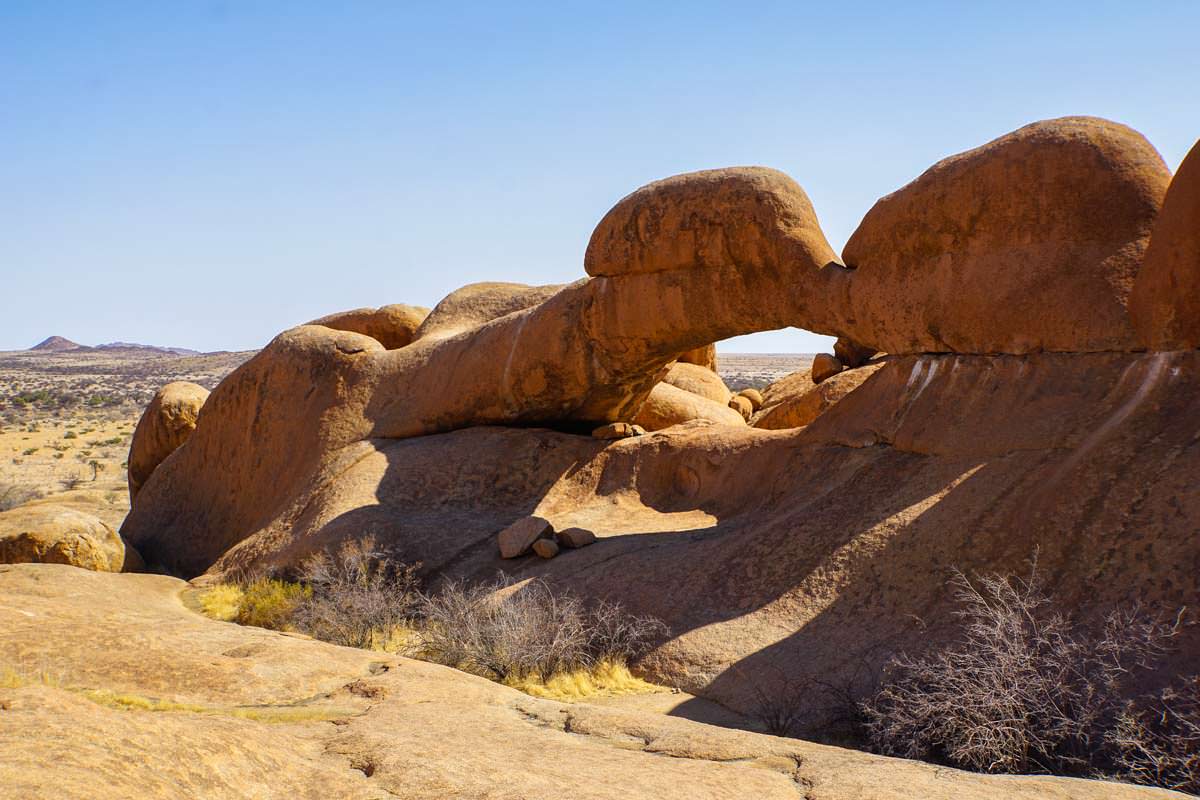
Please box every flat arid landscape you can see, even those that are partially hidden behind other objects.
[4,5,1199,800]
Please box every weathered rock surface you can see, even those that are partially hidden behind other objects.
[532,538,560,559]
[592,422,645,440]
[1130,139,1200,349]
[0,504,134,572]
[737,387,764,410]
[584,166,840,279]
[413,281,564,342]
[498,515,553,558]
[633,382,747,431]
[662,361,732,405]
[728,394,754,420]
[753,362,884,430]
[0,565,1182,800]
[127,381,209,500]
[557,527,598,548]
[834,337,877,369]
[836,117,1169,354]
[307,303,429,349]
[811,353,843,384]
[678,343,718,371]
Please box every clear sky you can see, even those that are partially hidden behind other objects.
[2,1,1198,353]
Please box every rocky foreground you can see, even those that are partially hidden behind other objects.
[0,564,1184,800]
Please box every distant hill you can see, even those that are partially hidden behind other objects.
[29,336,83,352]
[94,342,201,356]
[25,337,201,356]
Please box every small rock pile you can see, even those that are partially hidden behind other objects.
[497,515,598,560]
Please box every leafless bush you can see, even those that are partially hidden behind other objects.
[1109,678,1200,794]
[862,561,1186,785]
[744,650,880,740]
[418,575,666,681]
[748,667,814,737]
[290,537,421,649]
[0,483,42,511]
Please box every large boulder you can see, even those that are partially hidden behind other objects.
[584,166,840,280]
[413,282,563,342]
[0,504,134,572]
[1130,139,1200,349]
[308,304,429,349]
[752,362,884,430]
[127,381,209,501]
[837,117,1170,354]
[661,361,732,405]
[633,382,747,431]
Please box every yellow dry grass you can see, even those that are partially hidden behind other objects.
[197,583,244,621]
[196,579,308,630]
[2,664,352,723]
[504,659,667,702]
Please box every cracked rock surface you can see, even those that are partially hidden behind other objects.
[0,564,1182,799]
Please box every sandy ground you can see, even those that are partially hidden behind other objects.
[0,347,252,520]
[718,352,814,390]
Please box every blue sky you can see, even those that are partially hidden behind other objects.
[2,1,1198,353]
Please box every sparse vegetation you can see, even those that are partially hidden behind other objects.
[0,482,43,511]
[291,537,421,649]
[861,561,1194,793]
[417,575,667,685]
[196,541,669,701]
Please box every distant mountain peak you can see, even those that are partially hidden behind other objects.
[94,341,201,356]
[29,336,83,352]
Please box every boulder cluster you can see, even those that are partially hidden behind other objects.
[497,515,598,559]
[102,116,1196,578]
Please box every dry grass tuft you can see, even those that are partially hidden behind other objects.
[505,658,665,702]
[197,583,245,622]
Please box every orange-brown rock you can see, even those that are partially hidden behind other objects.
[737,388,764,410]
[127,381,209,501]
[633,382,746,431]
[678,344,718,371]
[1130,139,1200,349]
[811,353,843,384]
[837,117,1170,354]
[532,538,560,559]
[592,422,646,440]
[413,281,563,342]
[584,167,841,280]
[753,362,884,430]
[307,303,429,349]
[661,361,731,405]
[1,565,1173,800]
[0,504,134,572]
[557,527,597,549]
[728,394,753,420]
[498,515,552,559]
[834,337,877,368]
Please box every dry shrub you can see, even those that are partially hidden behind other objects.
[862,561,1191,791]
[1109,678,1200,793]
[234,578,310,630]
[0,482,42,511]
[417,575,666,682]
[290,537,420,649]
